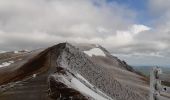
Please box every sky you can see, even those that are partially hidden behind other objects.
[0,0,170,66]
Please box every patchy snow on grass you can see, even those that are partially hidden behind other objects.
[84,48,106,57]
[0,61,14,68]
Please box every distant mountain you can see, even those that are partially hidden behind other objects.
[0,43,149,100]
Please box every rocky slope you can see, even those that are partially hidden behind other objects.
[0,43,149,100]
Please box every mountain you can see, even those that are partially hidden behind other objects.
[0,43,149,100]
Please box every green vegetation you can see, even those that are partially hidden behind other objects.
[162,81,170,87]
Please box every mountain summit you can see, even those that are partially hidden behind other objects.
[0,43,149,100]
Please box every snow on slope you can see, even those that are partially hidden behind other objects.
[14,51,19,54]
[0,51,6,54]
[51,70,114,100]
[84,48,106,57]
[0,61,14,68]
[59,74,113,100]
[71,77,111,100]
[76,73,94,87]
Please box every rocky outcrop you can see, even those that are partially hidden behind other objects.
[47,43,147,100]
[48,71,90,100]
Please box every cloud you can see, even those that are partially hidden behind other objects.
[0,0,170,66]
[130,24,151,34]
[149,0,170,30]
[149,0,170,14]
[101,24,151,48]
[0,0,137,50]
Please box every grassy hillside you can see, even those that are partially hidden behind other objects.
[133,66,170,86]
[133,66,170,76]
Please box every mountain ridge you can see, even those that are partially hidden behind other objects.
[0,42,149,100]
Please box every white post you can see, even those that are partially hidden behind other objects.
[150,67,156,100]
[150,67,162,100]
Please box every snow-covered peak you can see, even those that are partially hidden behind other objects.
[84,48,106,57]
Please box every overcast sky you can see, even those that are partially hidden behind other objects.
[0,0,170,66]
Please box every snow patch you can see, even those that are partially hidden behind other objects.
[0,61,14,68]
[70,77,112,100]
[0,51,6,54]
[33,74,37,78]
[14,51,19,53]
[71,78,107,100]
[84,48,106,57]
[23,49,29,52]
